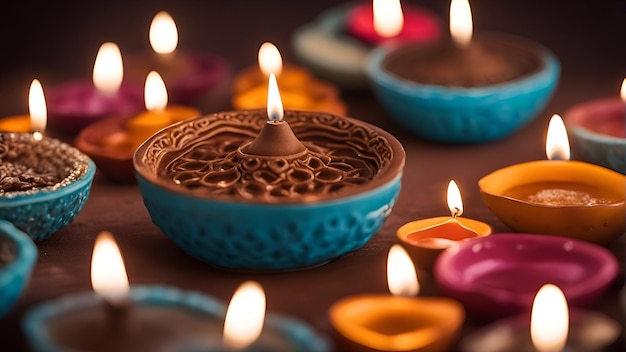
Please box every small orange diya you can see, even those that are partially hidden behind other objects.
[76,71,199,183]
[329,245,464,352]
[0,80,47,133]
[479,115,626,245]
[232,42,346,115]
[397,180,492,272]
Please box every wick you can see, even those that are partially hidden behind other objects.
[268,114,282,123]
[104,299,132,336]
[451,207,462,219]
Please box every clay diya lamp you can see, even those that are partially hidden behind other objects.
[330,245,464,351]
[232,42,347,115]
[366,0,560,143]
[434,234,619,321]
[479,115,626,245]
[564,78,626,175]
[459,284,621,352]
[0,220,37,317]
[22,232,328,352]
[397,180,491,273]
[292,0,441,90]
[45,42,144,134]
[0,80,95,242]
[125,11,231,112]
[76,71,200,183]
[133,74,405,270]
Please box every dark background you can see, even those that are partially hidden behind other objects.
[0,0,625,350]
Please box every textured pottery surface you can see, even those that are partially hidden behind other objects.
[0,134,96,242]
[134,110,405,270]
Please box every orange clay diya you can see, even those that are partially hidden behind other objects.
[479,114,626,245]
[232,42,346,115]
[397,180,491,272]
[76,71,199,183]
[329,245,464,352]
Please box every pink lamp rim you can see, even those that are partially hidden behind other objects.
[434,233,619,306]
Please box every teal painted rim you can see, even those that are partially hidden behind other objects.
[0,220,38,315]
[22,285,329,352]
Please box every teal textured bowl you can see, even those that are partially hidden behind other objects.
[22,285,329,352]
[0,134,96,242]
[366,34,560,143]
[134,110,405,270]
[0,220,37,317]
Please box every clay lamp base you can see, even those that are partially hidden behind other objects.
[75,116,136,183]
[133,108,405,270]
[565,97,625,174]
[397,216,491,273]
[479,160,625,245]
[397,180,492,273]
[0,132,95,242]
[434,234,619,321]
[76,103,200,183]
[329,245,464,352]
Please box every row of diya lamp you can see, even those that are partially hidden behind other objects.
[1,79,625,350]
[0,0,624,351]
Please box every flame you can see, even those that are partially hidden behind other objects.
[373,0,404,38]
[531,284,569,352]
[91,231,130,306]
[29,79,46,140]
[620,78,626,102]
[546,114,570,161]
[92,42,124,96]
[223,281,266,350]
[258,42,283,77]
[144,71,168,111]
[267,73,284,122]
[387,244,419,297]
[447,180,463,217]
[450,0,473,48]
[150,11,178,54]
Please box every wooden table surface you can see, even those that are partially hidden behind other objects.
[0,0,624,350]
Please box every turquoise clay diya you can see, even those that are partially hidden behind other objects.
[0,220,37,317]
[134,110,405,270]
[0,133,95,242]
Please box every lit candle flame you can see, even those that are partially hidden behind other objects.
[387,244,419,297]
[91,231,130,307]
[373,0,404,38]
[258,42,283,77]
[223,281,266,350]
[531,284,569,352]
[450,0,473,48]
[620,78,626,102]
[267,73,284,122]
[150,11,178,54]
[29,79,46,140]
[144,71,168,111]
[546,114,570,161]
[447,180,463,218]
[92,42,123,96]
